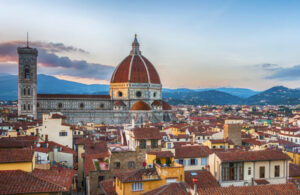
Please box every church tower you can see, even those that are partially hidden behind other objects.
[17,38,38,119]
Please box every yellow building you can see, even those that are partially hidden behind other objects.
[202,138,235,149]
[168,123,189,136]
[115,160,184,195]
[146,151,174,167]
[286,151,300,165]
[0,148,35,172]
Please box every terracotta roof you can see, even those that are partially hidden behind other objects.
[32,168,74,191]
[185,170,219,189]
[147,151,174,158]
[84,153,110,176]
[85,141,108,155]
[215,149,290,162]
[115,168,159,183]
[0,170,66,194]
[0,136,36,148]
[142,182,189,195]
[37,94,110,99]
[254,179,270,185]
[34,141,76,154]
[162,101,172,110]
[152,100,162,106]
[133,127,162,140]
[210,138,234,145]
[131,100,151,111]
[51,113,66,119]
[0,148,34,163]
[99,179,117,195]
[198,184,299,195]
[175,145,209,158]
[110,43,161,84]
[114,100,126,107]
[290,163,300,177]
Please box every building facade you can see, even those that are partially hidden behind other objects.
[17,35,176,124]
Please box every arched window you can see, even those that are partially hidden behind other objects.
[118,91,123,97]
[27,88,30,95]
[23,88,26,95]
[24,68,30,79]
[28,104,30,110]
[58,103,63,109]
[79,103,84,109]
[23,104,26,110]
[100,103,104,109]
[128,161,135,169]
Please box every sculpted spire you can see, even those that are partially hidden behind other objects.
[130,34,141,55]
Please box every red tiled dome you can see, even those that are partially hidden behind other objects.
[110,36,161,84]
[131,100,151,111]
[162,101,172,110]
[151,100,162,106]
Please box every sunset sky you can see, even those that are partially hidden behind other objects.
[1,0,300,90]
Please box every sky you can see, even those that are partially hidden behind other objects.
[1,0,300,90]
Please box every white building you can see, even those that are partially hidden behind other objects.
[38,113,73,148]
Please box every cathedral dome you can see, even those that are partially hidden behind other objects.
[110,35,161,84]
[162,101,172,110]
[131,100,151,111]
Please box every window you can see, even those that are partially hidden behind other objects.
[23,104,26,110]
[128,161,135,169]
[27,104,30,110]
[166,178,177,183]
[248,167,251,175]
[259,166,265,178]
[58,103,63,109]
[24,68,30,79]
[201,157,207,165]
[27,88,30,95]
[139,140,146,149]
[98,176,105,182]
[79,103,84,109]
[275,165,280,177]
[37,103,40,108]
[212,146,216,149]
[131,183,143,191]
[136,91,142,97]
[153,92,157,97]
[190,158,197,165]
[59,132,68,136]
[114,161,120,169]
[100,103,104,108]
[167,143,172,149]
[151,139,158,148]
[118,91,123,97]
[23,88,26,95]
[178,159,185,166]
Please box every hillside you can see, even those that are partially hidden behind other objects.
[1,74,300,105]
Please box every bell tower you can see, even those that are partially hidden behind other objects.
[17,35,38,119]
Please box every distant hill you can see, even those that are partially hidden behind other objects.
[164,90,243,105]
[0,74,109,100]
[246,86,300,105]
[1,74,300,105]
[163,87,258,98]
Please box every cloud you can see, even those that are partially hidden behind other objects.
[264,64,300,81]
[0,41,114,80]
